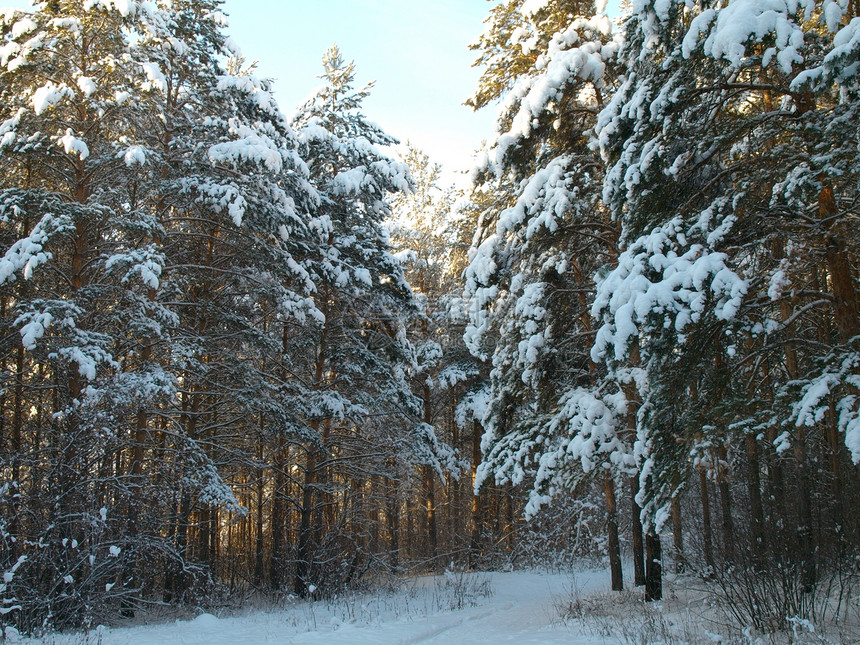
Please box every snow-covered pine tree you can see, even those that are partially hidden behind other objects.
[463,0,631,590]
[137,5,325,592]
[594,0,860,601]
[0,1,184,627]
[389,143,480,565]
[289,47,457,594]
[0,0,319,627]
[136,0,320,600]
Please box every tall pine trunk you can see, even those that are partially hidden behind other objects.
[603,472,623,591]
[820,186,859,345]
[744,435,765,567]
[253,434,265,588]
[671,493,684,574]
[794,428,817,591]
[423,464,438,567]
[699,469,715,575]
[270,440,287,590]
[294,446,317,597]
[631,477,646,586]
[423,381,438,567]
[644,531,662,601]
[470,420,484,568]
[717,445,735,562]
[386,473,400,569]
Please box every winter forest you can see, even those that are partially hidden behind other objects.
[0,0,858,642]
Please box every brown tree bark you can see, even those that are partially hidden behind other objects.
[744,435,765,566]
[820,185,859,344]
[197,506,211,564]
[717,445,735,562]
[470,420,484,567]
[423,464,438,567]
[9,340,25,555]
[764,424,785,533]
[171,490,192,600]
[295,310,330,597]
[644,531,662,601]
[631,477,646,586]
[270,440,287,590]
[603,472,624,591]
[423,380,438,567]
[825,407,845,535]
[699,469,715,575]
[794,427,818,591]
[773,249,817,587]
[671,494,685,574]
[386,473,400,569]
[270,324,293,589]
[505,484,514,553]
[253,435,265,588]
[294,446,317,597]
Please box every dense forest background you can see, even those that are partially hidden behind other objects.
[0,0,858,638]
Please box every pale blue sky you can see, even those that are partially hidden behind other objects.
[3,0,497,184]
[220,0,497,185]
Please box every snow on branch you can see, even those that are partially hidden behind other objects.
[0,206,74,285]
[592,216,747,363]
[682,0,814,73]
[790,350,860,463]
[105,245,165,290]
[484,11,619,174]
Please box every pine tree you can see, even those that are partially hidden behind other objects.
[138,0,319,599]
[0,0,318,627]
[0,1,183,626]
[389,143,481,566]
[594,0,860,603]
[464,0,629,589]
[289,46,457,594]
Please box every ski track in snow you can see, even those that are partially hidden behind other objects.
[22,570,618,644]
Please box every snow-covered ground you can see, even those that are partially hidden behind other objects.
[14,569,622,644]
[15,568,854,644]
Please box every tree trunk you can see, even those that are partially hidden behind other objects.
[794,428,817,591]
[405,495,414,562]
[622,342,641,588]
[210,508,219,572]
[699,469,715,575]
[172,490,192,599]
[825,406,845,538]
[197,506,211,564]
[254,447,265,588]
[764,424,785,537]
[369,476,380,558]
[271,326,292,589]
[820,186,859,344]
[295,315,329,597]
[9,341,25,555]
[744,435,765,567]
[386,473,400,569]
[270,441,287,590]
[631,477,646,586]
[294,447,316,597]
[505,484,514,554]
[423,379,438,567]
[603,472,623,591]
[470,420,484,568]
[644,531,662,601]
[671,494,684,574]
[717,445,735,562]
[423,464,438,567]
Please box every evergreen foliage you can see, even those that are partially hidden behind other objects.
[0,0,857,636]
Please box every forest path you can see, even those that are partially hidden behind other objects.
[30,570,617,644]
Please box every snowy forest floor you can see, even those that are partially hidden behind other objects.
[14,568,860,644]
